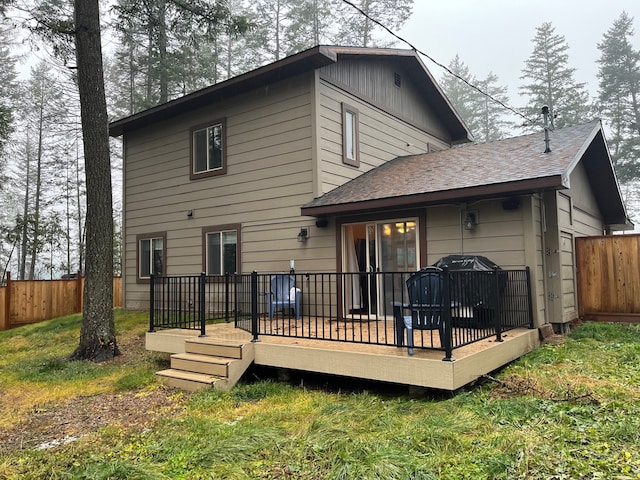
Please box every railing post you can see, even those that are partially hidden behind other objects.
[149,274,155,333]
[225,272,230,323]
[199,272,206,337]
[525,266,535,329]
[442,267,454,362]
[251,271,260,342]
[494,266,503,342]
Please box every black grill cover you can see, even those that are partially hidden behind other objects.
[433,255,501,271]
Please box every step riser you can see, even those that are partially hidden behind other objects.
[157,374,215,392]
[185,342,242,359]
[172,358,228,377]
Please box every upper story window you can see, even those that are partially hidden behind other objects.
[203,224,241,275]
[137,232,166,282]
[190,118,227,180]
[342,103,360,167]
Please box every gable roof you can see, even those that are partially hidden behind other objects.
[301,120,629,227]
[109,45,471,142]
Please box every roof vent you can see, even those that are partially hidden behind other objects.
[542,106,552,153]
[394,72,401,88]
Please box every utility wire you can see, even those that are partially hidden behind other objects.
[341,0,536,126]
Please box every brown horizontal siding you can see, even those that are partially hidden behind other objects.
[318,79,444,195]
[123,74,318,309]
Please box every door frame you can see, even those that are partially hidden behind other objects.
[336,210,427,318]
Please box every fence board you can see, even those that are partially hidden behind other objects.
[0,275,123,330]
[576,234,640,321]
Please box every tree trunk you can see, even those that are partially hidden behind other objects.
[157,0,168,103]
[70,0,118,362]
[29,88,45,280]
[19,136,31,280]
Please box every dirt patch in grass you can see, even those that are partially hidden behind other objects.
[0,386,187,455]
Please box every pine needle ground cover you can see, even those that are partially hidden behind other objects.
[1,313,639,479]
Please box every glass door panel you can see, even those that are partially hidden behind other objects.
[343,220,418,319]
[378,221,417,314]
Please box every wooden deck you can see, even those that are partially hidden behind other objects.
[147,320,540,392]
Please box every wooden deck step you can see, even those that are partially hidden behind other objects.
[171,352,230,376]
[157,338,255,392]
[156,369,222,392]
[185,339,243,359]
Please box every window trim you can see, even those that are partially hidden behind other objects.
[190,117,227,180]
[202,223,241,276]
[136,232,167,284]
[341,103,360,167]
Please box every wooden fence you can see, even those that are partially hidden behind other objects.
[576,234,640,322]
[0,273,123,330]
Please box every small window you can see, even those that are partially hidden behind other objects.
[137,233,166,282]
[190,118,227,180]
[203,224,241,275]
[342,103,360,167]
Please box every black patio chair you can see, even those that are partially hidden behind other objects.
[394,266,446,355]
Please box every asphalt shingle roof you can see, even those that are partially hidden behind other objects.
[303,120,602,213]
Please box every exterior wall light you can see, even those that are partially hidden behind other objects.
[464,212,477,231]
[297,227,309,242]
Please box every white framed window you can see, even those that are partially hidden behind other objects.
[137,233,166,281]
[191,118,226,179]
[342,103,360,167]
[203,224,240,275]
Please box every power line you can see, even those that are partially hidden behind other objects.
[341,0,536,126]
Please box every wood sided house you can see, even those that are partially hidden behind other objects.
[109,45,629,392]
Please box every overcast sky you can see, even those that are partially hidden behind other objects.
[400,0,640,108]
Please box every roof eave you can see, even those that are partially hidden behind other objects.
[109,45,338,137]
[301,175,565,217]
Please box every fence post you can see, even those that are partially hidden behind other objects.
[494,266,503,342]
[442,267,454,362]
[225,272,230,323]
[1,272,10,330]
[251,271,259,342]
[199,272,206,337]
[525,267,535,329]
[149,274,155,333]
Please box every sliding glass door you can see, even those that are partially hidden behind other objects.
[343,219,419,318]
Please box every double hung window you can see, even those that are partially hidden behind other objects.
[137,233,166,281]
[203,225,240,275]
[191,118,226,179]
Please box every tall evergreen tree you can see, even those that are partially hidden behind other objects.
[283,0,337,54]
[70,0,118,362]
[0,23,20,278]
[520,22,592,130]
[112,0,249,113]
[337,0,413,48]
[440,55,511,143]
[474,72,513,143]
[440,55,479,137]
[596,11,640,183]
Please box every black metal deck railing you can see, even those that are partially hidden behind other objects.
[149,268,533,360]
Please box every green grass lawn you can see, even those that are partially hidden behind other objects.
[1,312,639,479]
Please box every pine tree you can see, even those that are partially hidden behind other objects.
[283,0,337,55]
[440,56,512,143]
[112,0,250,113]
[520,22,592,130]
[474,72,513,143]
[336,0,413,48]
[596,11,640,183]
[440,56,480,137]
[71,0,118,361]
